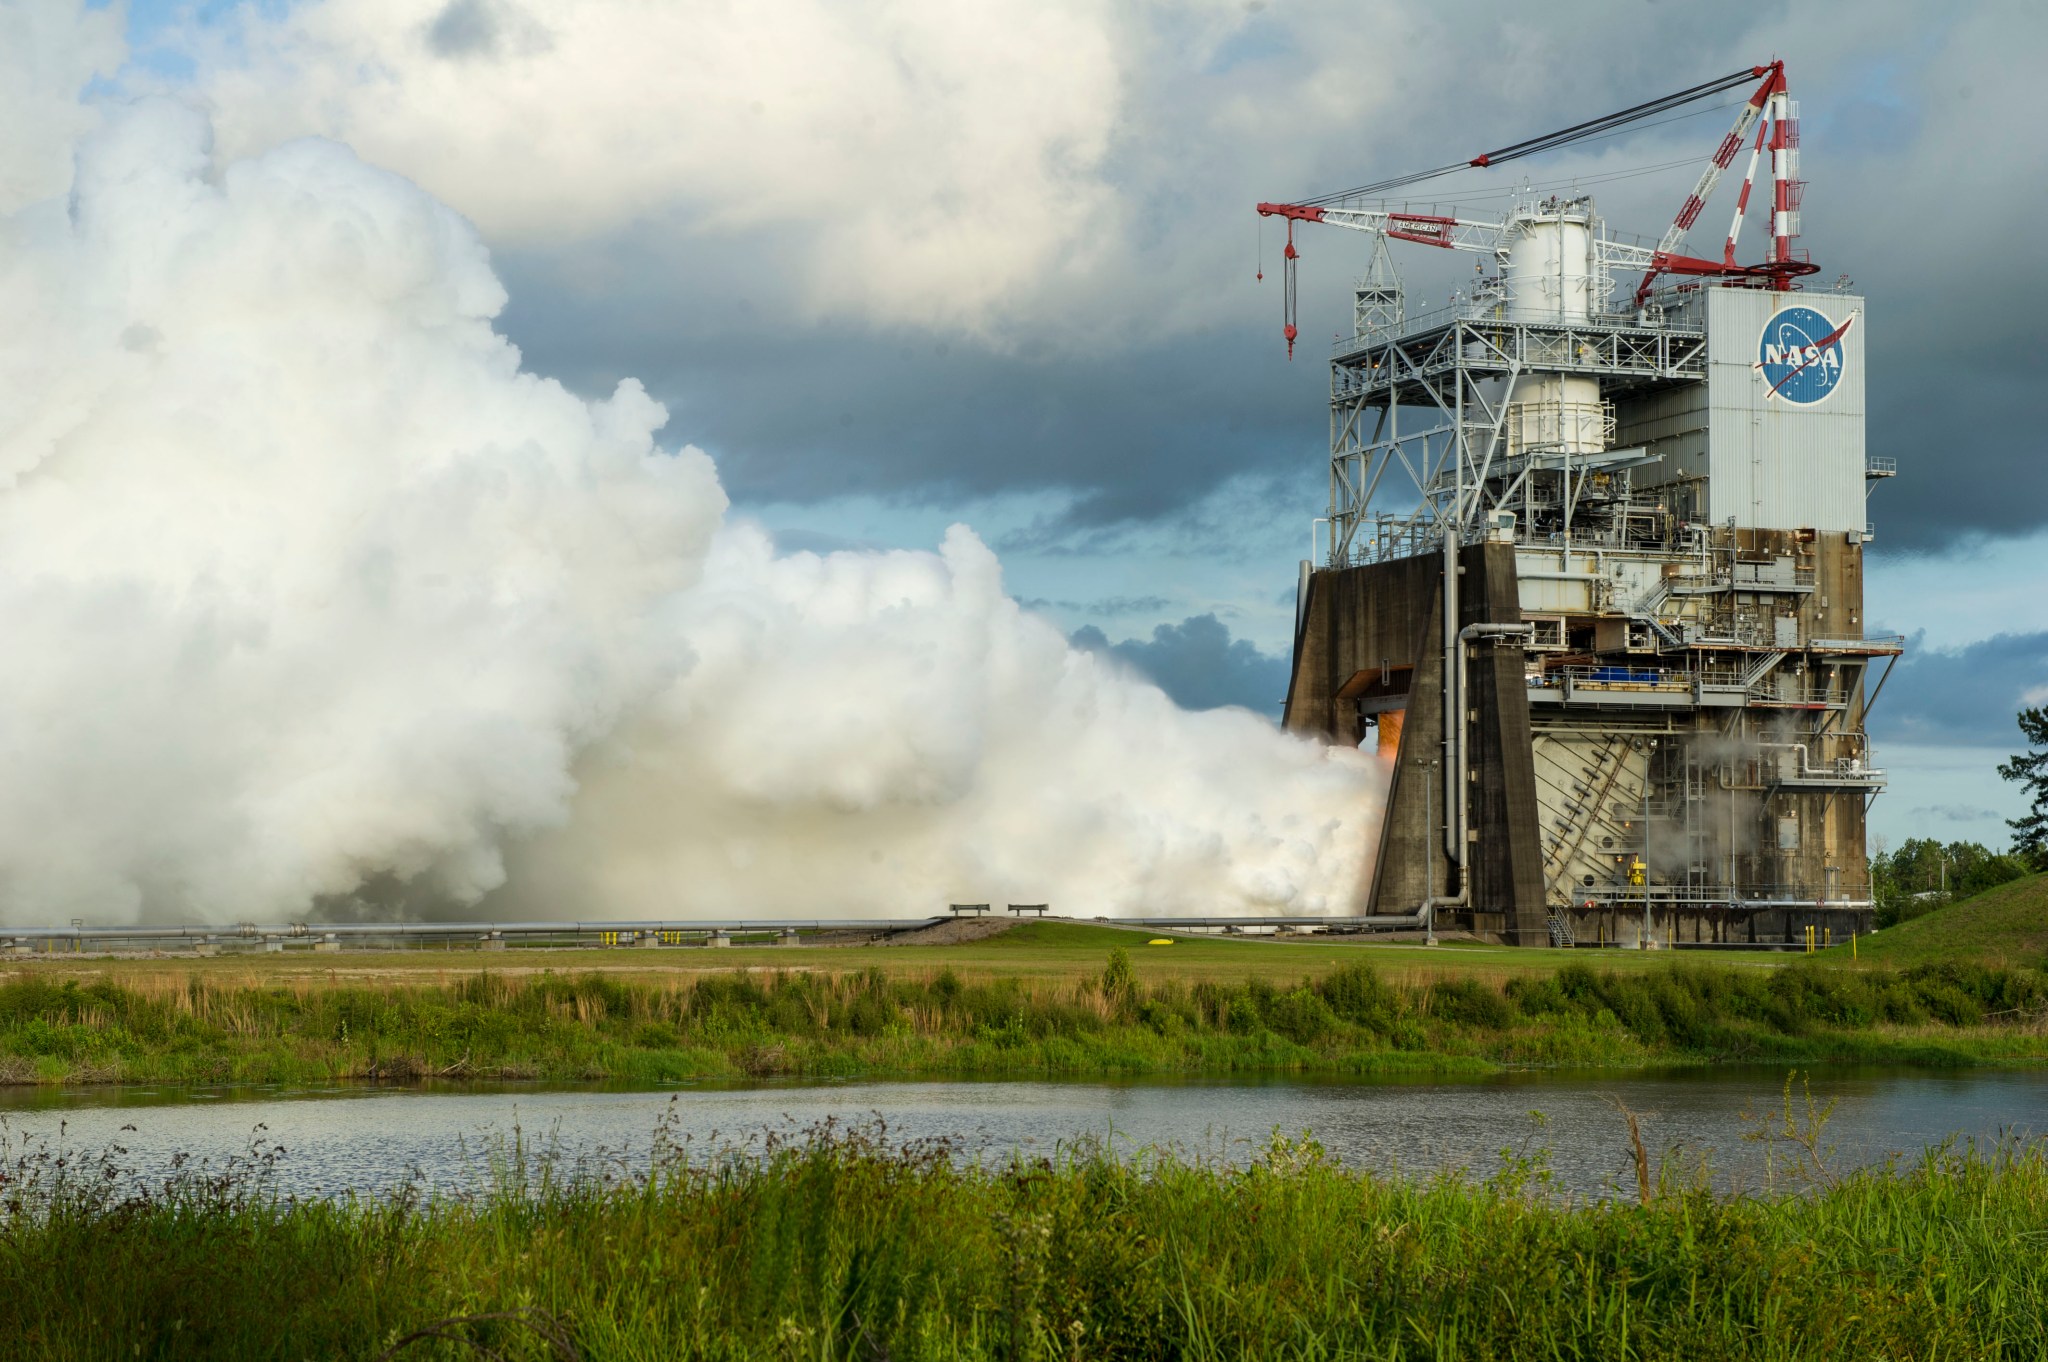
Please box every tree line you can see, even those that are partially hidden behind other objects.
[1869,705,2048,928]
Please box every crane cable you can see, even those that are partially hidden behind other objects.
[1297,66,1766,207]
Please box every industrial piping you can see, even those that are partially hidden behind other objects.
[1411,549,1535,938]
[2,914,1432,946]
[1339,534,1532,942]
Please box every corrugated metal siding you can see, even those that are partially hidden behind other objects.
[1705,289,1866,532]
[1613,384,1708,481]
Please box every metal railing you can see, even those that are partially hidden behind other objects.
[2,914,1425,952]
[1566,884,1874,912]
[1330,287,1710,353]
[1328,514,1445,567]
[1530,664,1690,693]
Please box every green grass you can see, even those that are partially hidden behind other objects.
[3,1112,2045,1359]
[1826,873,2048,968]
[5,953,2047,1088]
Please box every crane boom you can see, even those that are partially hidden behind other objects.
[1651,63,1781,261]
[1256,204,1501,354]
[1254,61,1818,356]
[1256,205,1501,253]
[1634,62,1790,305]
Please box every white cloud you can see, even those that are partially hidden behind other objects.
[188,0,1136,332]
[0,0,122,214]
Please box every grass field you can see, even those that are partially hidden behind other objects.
[4,939,2045,1087]
[13,865,2025,990]
[1825,873,2048,968]
[4,1110,2044,1360]
[5,890,2043,1088]
[8,919,1796,991]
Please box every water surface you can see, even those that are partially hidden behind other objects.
[4,1068,2042,1201]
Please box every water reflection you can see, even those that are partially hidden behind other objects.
[2,1067,2043,1201]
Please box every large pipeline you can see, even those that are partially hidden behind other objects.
[1,915,1417,946]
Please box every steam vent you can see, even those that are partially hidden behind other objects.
[1271,67,1895,945]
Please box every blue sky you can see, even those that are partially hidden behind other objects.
[98,0,2048,853]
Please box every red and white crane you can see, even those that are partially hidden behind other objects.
[1256,62,1816,356]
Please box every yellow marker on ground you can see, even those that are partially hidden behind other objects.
[1147,938,1174,946]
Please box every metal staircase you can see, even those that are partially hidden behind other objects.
[1627,581,1688,652]
[1741,650,1787,690]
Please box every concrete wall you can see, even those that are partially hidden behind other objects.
[1285,543,1549,943]
[1553,901,1874,948]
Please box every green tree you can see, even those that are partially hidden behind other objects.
[1999,706,2048,869]
[1870,836,2029,927]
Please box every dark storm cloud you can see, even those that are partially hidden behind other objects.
[1908,804,2005,824]
[423,0,552,63]
[425,0,501,58]
[1071,614,1289,716]
[498,249,1318,535]
[1867,630,2048,748]
[483,3,2046,557]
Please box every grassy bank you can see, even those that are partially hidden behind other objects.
[3,1114,2044,1359]
[1828,872,2048,968]
[5,951,2047,1086]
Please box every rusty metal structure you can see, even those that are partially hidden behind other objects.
[1265,64,1898,945]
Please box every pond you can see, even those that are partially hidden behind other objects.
[4,1066,2043,1200]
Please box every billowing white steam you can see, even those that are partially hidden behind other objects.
[0,95,1380,925]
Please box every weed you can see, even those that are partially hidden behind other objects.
[4,957,2048,1088]
[1,1110,2045,1359]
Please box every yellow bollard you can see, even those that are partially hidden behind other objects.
[1852,930,1858,960]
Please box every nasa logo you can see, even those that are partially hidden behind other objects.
[1754,304,1855,406]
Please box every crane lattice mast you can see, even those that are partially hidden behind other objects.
[1255,62,1815,356]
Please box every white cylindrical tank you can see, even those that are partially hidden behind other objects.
[1506,374,1605,456]
[1502,199,1595,324]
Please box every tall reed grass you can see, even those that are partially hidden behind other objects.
[1,1100,2043,1359]
[3,955,2045,1086]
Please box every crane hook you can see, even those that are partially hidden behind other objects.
[1282,221,1300,359]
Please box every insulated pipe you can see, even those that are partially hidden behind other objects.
[1453,623,1537,879]
[2,914,1447,944]
[1755,741,1812,780]
[1415,620,1534,937]
[1419,530,1465,945]
[1294,559,1313,647]
[0,919,948,942]
[1440,529,1460,861]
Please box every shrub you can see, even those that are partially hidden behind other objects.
[1428,977,1514,1030]
[1100,948,1135,1001]
[1317,962,1402,1030]
[1264,988,1339,1045]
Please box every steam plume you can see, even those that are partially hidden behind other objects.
[0,92,1380,924]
